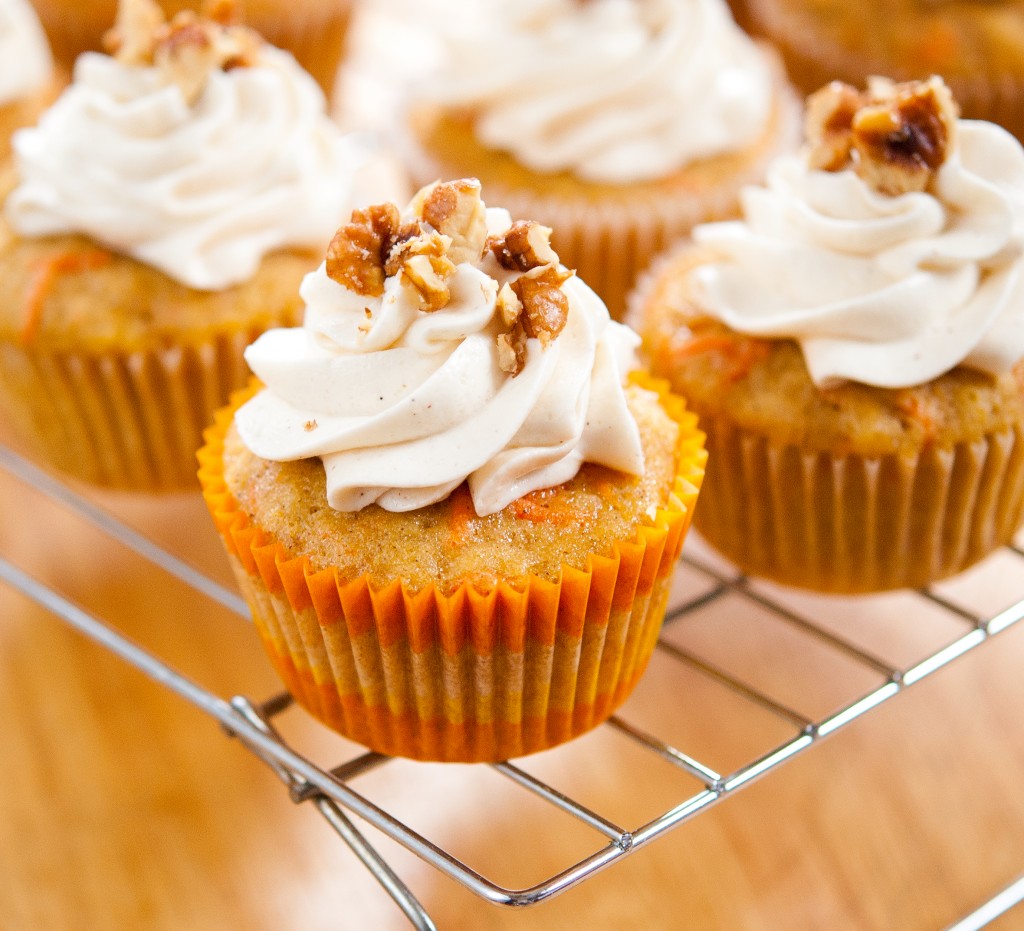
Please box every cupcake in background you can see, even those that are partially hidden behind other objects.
[0,0,58,157]
[199,179,706,763]
[746,0,1024,142]
[0,0,361,490]
[397,0,799,319]
[28,0,354,98]
[629,76,1024,593]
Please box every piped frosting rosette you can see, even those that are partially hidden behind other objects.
[630,78,1024,592]
[399,0,799,318]
[199,181,706,761]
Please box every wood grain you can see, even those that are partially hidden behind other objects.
[2,437,1024,931]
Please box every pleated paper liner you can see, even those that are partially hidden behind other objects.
[396,58,799,320]
[198,374,706,763]
[695,414,1024,593]
[0,325,283,491]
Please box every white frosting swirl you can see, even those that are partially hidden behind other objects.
[417,0,773,184]
[5,47,358,290]
[0,0,52,106]
[236,207,645,516]
[690,121,1024,389]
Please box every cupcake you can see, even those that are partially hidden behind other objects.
[0,0,57,156]
[746,0,1024,141]
[28,0,354,97]
[397,0,799,320]
[629,77,1024,593]
[0,0,359,490]
[198,179,707,762]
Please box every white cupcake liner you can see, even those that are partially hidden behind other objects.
[696,415,1024,592]
[0,328,261,490]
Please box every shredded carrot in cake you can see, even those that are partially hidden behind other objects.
[445,483,477,549]
[510,489,573,525]
[673,332,770,383]
[20,248,113,346]
[896,391,939,437]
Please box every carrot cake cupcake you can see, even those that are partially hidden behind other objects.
[199,179,707,762]
[399,0,798,319]
[0,0,360,490]
[0,0,57,157]
[630,77,1024,593]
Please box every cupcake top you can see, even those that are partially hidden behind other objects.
[413,0,775,184]
[688,77,1024,389]
[0,0,52,107]
[236,179,646,516]
[3,0,358,291]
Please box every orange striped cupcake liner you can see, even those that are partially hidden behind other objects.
[198,374,706,762]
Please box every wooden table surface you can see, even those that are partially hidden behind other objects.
[2,426,1024,931]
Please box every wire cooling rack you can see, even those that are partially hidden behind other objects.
[2,442,1023,931]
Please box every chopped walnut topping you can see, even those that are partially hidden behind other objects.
[496,282,523,328]
[488,220,560,272]
[154,15,220,105]
[103,0,261,104]
[511,265,573,349]
[804,76,958,196]
[496,325,528,377]
[412,179,488,265]
[104,0,165,64]
[322,181,574,364]
[304,419,318,432]
[325,203,403,297]
[805,81,864,172]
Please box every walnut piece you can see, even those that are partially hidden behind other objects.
[104,0,261,104]
[511,265,572,349]
[496,282,523,328]
[103,0,165,64]
[394,231,458,312]
[804,76,958,196]
[325,203,404,297]
[411,179,488,265]
[496,325,528,377]
[488,220,560,272]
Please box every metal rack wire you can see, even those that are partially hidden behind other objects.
[2,442,1023,931]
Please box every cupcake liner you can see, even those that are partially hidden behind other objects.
[0,326,274,491]
[395,54,799,320]
[695,414,1024,593]
[198,375,706,762]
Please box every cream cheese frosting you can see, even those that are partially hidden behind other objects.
[416,0,773,184]
[0,0,52,106]
[236,204,645,516]
[690,120,1024,389]
[5,45,358,291]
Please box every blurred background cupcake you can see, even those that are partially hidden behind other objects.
[28,0,354,98]
[199,179,706,762]
[395,0,799,319]
[745,0,1024,142]
[0,0,59,157]
[629,76,1024,593]
[0,0,361,490]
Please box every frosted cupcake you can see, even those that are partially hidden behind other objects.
[398,0,798,319]
[0,0,359,489]
[0,0,57,157]
[630,77,1024,593]
[199,179,706,762]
